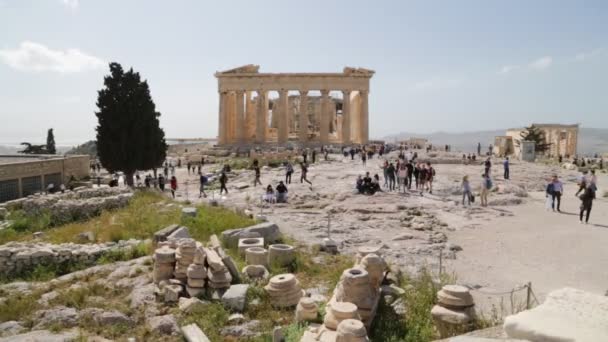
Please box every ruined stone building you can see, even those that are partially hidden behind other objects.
[0,155,89,202]
[215,65,374,146]
[506,124,579,158]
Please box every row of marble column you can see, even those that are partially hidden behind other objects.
[218,89,368,145]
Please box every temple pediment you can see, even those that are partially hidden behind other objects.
[216,64,260,75]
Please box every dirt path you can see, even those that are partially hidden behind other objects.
[445,180,608,313]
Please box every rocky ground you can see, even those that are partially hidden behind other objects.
[177,150,608,315]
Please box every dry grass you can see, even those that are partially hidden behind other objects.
[1,190,255,245]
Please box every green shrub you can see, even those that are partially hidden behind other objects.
[180,303,229,341]
[0,292,39,322]
[7,210,52,233]
[284,322,308,342]
[181,205,255,242]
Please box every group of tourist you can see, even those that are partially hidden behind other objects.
[544,170,598,224]
[263,181,289,203]
[142,173,179,198]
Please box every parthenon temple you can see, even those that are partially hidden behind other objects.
[215,65,374,146]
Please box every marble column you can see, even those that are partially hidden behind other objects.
[342,90,352,144]
[359,90,369,144]
[256,90,267,143]
[320,89,330,144]
[227,91,236,143]
[278,90,289,144]
[299,90,308,142]
[235,90,245,143]
[218,91,227,144]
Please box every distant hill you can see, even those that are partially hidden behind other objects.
[384,127,608,155]
[65,140,97,157]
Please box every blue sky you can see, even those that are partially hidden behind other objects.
[1,0,607,144]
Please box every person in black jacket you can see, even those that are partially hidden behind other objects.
[579,183,596,224]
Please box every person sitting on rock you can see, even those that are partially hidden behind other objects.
[276,181,288,203]
[264,184,276,203]
[356,175,364,194]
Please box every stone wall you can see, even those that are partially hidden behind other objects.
[1,187,132,226]
[0,239,143,275]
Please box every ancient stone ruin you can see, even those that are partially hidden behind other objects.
[431,284,476,338]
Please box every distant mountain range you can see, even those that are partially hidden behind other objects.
[1,127,606,156]
[383,127,608,155]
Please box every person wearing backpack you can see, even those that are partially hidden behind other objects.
[481,173,492,207]
[199,172,208,198]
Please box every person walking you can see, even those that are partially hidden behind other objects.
[170,176,177,199]
[219,171,228,195]
[387,162,396,191]
[549,174,563,212]
[398,163,407,192]
[503,157,510,180]
[406,160,414,190]
[462,175,472,206]
[382,160,389,188]
[285,162,294,184]
[312,150,317,164]
[300,162,312,187]
[419,164,428,195]
[477,142,481,156]
[199,172,207,198]
[253,165,262,187]
[484,157,492,177]
[480,173,492,207]
[361,151,367,166]
[579,183,596,224]
[302,150,308,164]
[350,148,355,160]
[158,174,165,192]
[413,162,420,190]
[426,162,435,194]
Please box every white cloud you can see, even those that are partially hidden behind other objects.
[529,56,552,70]
[575,48,605,62]
[61,0,79,10]
[0,41,105,73]
[498,65,519,74]
[412,77,463,90]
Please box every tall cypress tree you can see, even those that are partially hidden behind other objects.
[95,62,167,186]
[46,128,56,154]
[519,125,551,154]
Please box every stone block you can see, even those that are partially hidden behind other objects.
[148,314,179,335]
[168,226,191,240]
[154,224,180,244]
[204,248,225,271]
[504,287,608,342]
[182,207,198,218]
[164,284,182,303]
[181,323,211,342]
[238,237,264,256]
[179,297,209,314]
[268,244,295,267]
[222,255,241,283]
[221,222,281,248]
[222,284,250,312]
